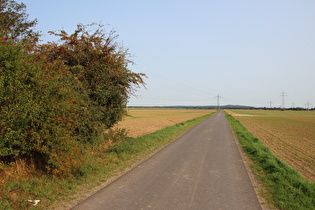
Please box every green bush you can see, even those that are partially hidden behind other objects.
[46,24,146,137]
[0,1,146,176]
[0,39,83,174]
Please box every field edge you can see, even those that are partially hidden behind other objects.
[225,111,315,210]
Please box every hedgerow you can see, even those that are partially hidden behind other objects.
[0,0,145,176]
[0,39,84,175]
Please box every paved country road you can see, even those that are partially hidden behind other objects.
[72,111,262,210]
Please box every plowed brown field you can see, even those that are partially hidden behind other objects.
[227,110,315,182]
[115,108,216,138]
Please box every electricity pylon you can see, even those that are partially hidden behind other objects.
[279,90,287,110]
[305,101,312,110]
[214,94,223,110]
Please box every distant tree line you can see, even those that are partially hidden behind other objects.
[128,105,315,111]
[0,0,145,175]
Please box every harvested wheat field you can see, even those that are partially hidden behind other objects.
[115,108,216,138]
[227,110,315,182]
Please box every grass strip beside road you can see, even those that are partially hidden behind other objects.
[1,112,215,210]
[225,112,315,210]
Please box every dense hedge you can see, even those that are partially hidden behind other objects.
[0,1,145,175]
[0,39,82,174]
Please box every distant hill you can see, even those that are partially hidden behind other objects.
[127,105,255,109]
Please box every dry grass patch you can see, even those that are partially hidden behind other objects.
[115,108,216,137]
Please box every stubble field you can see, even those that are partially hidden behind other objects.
[227,110,315,182]
[115,108,216,137]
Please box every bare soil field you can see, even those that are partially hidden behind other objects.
[115,108,216,137]
[227,110,315,182]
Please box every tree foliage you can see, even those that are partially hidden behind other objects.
[0,39,84,174]
[0,0,38,42]
[0,1,145,175]
[45,24,146,136]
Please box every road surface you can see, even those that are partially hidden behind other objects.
[72,111,261,210]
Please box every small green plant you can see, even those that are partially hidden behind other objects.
[103,128,129,143]
[0,200,11,210]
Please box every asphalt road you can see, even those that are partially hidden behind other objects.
[72,111,261,210]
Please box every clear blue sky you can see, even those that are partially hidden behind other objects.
[21,0,315,107]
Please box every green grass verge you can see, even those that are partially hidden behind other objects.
[225,112,315,210]
[0,112,215,210]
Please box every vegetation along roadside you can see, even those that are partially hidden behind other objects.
[1,112,215,209]
[225,112,315,210]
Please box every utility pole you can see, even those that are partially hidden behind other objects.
[214,94,223,110]
[279,90,287,110]
[268,100,273,109]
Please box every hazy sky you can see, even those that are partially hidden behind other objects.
[21,0,315,107]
